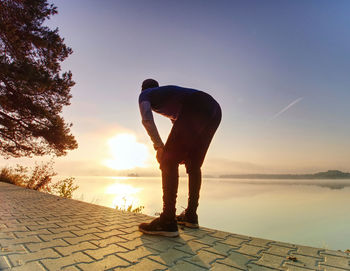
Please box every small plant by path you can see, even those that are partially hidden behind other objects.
[51,177,78,199]
[115,197,144,213]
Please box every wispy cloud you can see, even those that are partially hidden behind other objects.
[271,97,303,120]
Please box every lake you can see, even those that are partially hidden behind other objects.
[71,176,350,251]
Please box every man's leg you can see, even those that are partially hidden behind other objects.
[176,167,201,229]
[187,168,201,216]
[139,112,190,237]
[179,100,222,228]
[138,150,181,237]
[160,161,179,221]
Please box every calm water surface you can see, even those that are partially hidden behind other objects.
[72,176,350,250]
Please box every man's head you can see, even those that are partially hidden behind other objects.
[141,79,159,91]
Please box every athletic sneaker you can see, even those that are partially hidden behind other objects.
[139,217,179,237]
[176,210,199,229]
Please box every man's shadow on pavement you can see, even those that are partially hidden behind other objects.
[140,228,208,270]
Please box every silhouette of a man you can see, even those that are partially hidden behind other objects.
[138,79,221,237]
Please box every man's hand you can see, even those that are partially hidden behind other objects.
[156,147,164,164]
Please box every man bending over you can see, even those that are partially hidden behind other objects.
[138,79,221,237]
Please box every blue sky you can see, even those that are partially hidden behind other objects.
[3,0,349,176]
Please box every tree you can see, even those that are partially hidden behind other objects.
[0,0,77,157]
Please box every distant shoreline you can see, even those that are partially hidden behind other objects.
[219,170,350,180]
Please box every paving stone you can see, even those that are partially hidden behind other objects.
[39,231,77,241]
[54,221,84,228]
[273,241,298,249]
[49,225,82,234]
[230,233,251,241]
[197,226,217,233]
[283,263,317,271]
[265,244,297,257]
[77,254,130,270]
[117,238,150,250]
[61,265,81,271]
[321,254,350,269]
[0,244,27,256]
[248,263,281,271]
[208,231,232,240]
[320,266,350,271]
[218,236,247,247]
[84,243,128,260]
[204,242,235,257]
[94,229,126,239]
[70,227,103,236]
[320,250,350,258]
[26,224,59,231]
[148,247,193,267]
[295,245,324,258]
[211,262,244,270]
[63,233,100,245]
[0,256,10,269]
[0,236,41,247]
[5,261,46,270]
[184,229,209,239]
[40,251,93,270]
[217,250,255,270]
[286,254,322,270]
[100,220,125,227]
[0,232,15,239]
[250,252,286,269]
[177,232,198,242]
[114,257,167,270]
[78,222,106,230]
[166,259,207,270]
[233,243,267,257]
[145,239,185,253]
[118,221,141,228]
[0,226,28,233]
[118,225,140,234]
[184,249,227,269]
[8,248,60,267]
[117,246,159,264]
[26,239,69,252]
[171,240,210,255]
[246,238,273,248]
[117,230,144,241]
[90,235,129,248]
[95,223,123,232]
[14,229,52,238]
[54,241,99,256]
[139,234,170,244]
[194,234,222,246]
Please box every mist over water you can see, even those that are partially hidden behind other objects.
[72,176,350,250]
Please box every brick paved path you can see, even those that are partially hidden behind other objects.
[0,182,349,270]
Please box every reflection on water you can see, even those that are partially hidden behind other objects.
[105,183,142,209]
[73,176,350,250]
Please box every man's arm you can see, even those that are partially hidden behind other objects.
[139,101,164,150]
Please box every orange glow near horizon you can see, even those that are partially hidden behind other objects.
[103,133,149,170]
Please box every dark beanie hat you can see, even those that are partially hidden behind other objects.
[142,79,159,90]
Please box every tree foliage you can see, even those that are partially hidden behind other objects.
[0,0,77,157]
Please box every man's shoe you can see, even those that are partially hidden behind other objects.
[139,217,179,237]
[176,210,199,229]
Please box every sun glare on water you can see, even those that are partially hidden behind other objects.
[105,183,141,209]
[104,133,149,170]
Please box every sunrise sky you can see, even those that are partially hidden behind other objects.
[2,0,350,176]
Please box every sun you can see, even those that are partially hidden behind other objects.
[103,133,149,170]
